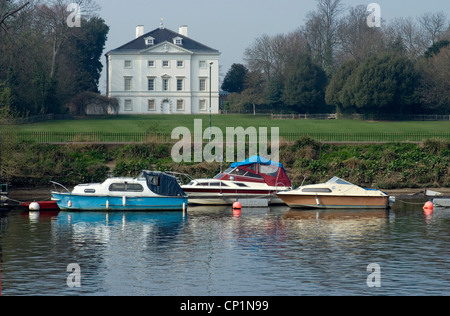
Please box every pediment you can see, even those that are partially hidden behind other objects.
[140,41,193,55]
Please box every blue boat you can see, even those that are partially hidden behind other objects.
[51,171,188,211]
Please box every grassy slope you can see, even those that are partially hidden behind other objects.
[8,115,450,134]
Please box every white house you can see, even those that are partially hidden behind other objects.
[105,24,221,114]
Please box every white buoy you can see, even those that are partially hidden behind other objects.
[29,202,40,211]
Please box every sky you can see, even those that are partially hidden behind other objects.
[94,0,450,93]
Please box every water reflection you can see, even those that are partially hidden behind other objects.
[1,200,449,296]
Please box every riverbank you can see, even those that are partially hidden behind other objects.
[1,137,449,190]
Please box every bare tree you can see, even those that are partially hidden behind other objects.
[303,0,345,74]
[0,0,30,32]
[387,17,427,59]
[419,46,450,112]
[337,5,385,62]
[33,0,99,79]
[419,11,448,45]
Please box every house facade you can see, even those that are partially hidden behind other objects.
[106,25,220,114]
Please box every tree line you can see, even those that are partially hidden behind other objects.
[0,0,109,120]
[221,0,450,117]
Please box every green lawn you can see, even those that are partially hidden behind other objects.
[5,114,450,135]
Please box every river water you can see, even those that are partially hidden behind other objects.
[1,197,449,296]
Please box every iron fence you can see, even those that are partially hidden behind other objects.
[1,131,449,144]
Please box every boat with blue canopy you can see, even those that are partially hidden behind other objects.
[51,171,188,211]
[181,155,292,205]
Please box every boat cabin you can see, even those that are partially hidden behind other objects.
[207,156,291,187]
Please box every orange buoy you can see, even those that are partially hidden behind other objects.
[232,201,242,217]
[423,201,434,215]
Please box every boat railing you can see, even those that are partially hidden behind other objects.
[50,181,71,193]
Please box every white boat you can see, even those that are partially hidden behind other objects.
[277,177,391,209]
[1,183,11,211]
[181,156,292,205]
[51,171,188,211]
[433,198,450,208]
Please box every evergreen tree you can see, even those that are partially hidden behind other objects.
[221,63,248,93]
[283,53,328,113]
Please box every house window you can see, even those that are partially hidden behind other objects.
[145,37,154,45]
[162,60,169,68]
[177,60,184,67]
[148,60,155,67]
[124,60,132,69]
[177,79,183,91]
[177,99,184,111]
[148,99,156,111]
[199,78,206,91]
[148,78,155,91]
[124,99,133,111]
[124,77,132,91]
[199,61,207,68]
[163,78,169,91]
[199,99,207,111]
[173,37,183,45]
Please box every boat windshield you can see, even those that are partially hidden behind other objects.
[326,177,353,185]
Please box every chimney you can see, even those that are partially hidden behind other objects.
[136,25,144,38]
[179,25,188,37]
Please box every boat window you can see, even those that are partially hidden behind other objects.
[127,184,144,192]
[84,189,96,193]
[224,168,234,174]
[247,163,256,171]
[213,173,223,179]
[235,183,248,187]
[209,182,221,186]
[302,188,332,193]
[327,177,352,185]
[243,172,263,179]
[147,175,160,186]
[230,168,246,176]
[187,181,195,186]
[109,183,144,192]
[260,165,278,177]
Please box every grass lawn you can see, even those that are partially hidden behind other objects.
[5,114,450,135]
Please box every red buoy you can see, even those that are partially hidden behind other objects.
[232,201,242,210]
[423,201,434,215]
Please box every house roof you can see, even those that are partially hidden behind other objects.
[107,27,220,55]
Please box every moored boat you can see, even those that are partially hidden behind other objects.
[51,171,188,211]
[1,183,12,211]
[277,176,390,209]
[20,200,60,211]
[181,155,292,205]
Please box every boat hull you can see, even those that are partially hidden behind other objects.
[277,194,390,209]
[52,193,188,211]
[183,189,287,205]
[20,201,60,211]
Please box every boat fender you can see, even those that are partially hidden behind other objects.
[106,200,109,209]
[315,195,320,206]
[122,196,126,207]
[68,200,72,208]
[29,202,40,211]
